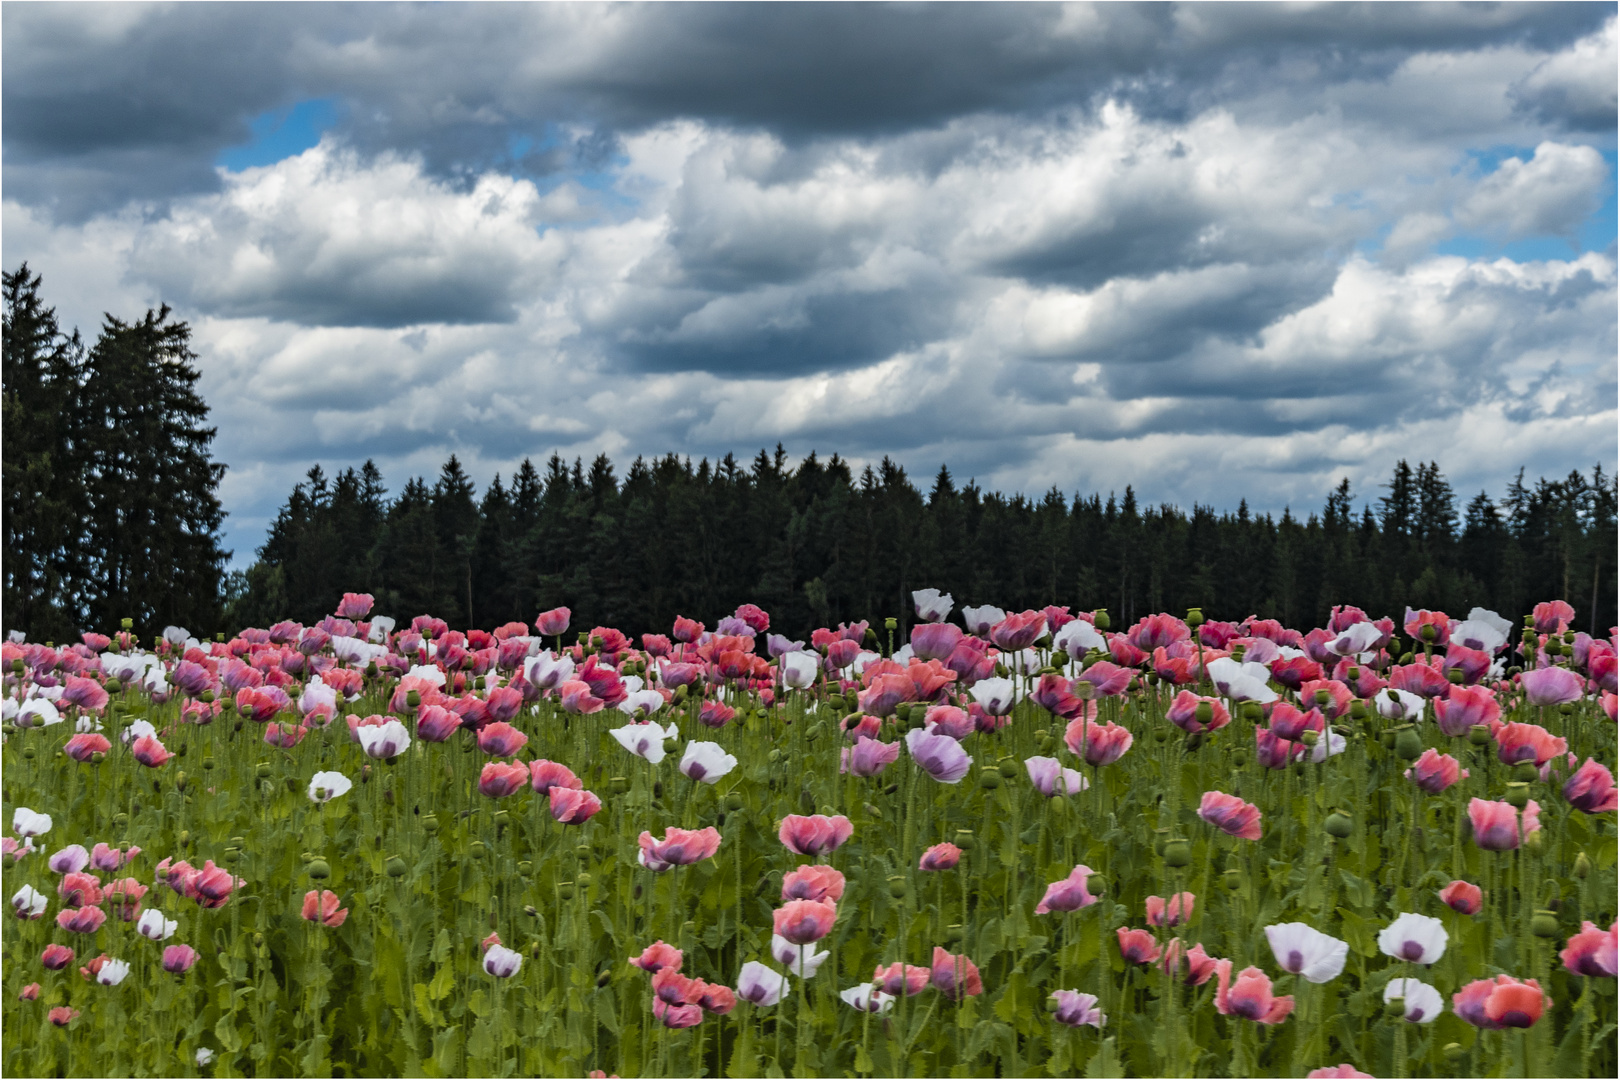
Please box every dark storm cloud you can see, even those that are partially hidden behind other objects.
[5,2,1611,220]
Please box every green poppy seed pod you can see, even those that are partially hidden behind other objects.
[385,855,407,878]
[1393,726,1422,761]
[1575,852,1592,879]
[661,737,680,756]
[596,970,612,989]
[884,617,898,632]
[1186,607,1204,628]
[421,813,440,834]
[1443,1043,1467,1065]
[1188,702,1213,728]
[1154,725,1170,743]
[943,924,964,944]
[1153,829,1171,856]
[202,755,216,771]
[1300,730,1319,748]
[405,689,420,708]
[559,882,575,900]
[121,618,134,630]
[1162,839,1192,868]
[1446,667,1464,684]
[1230,749,1249,768]
[22,746,37,761]
[1558,700,1575,714]
[1531,910,1559,938]
[1044,997,1061,1013]
[1050,649,1070,667]
[1087,874,1106,895]
[1348,700,1367,721]
[1524,828,1543,854]
[998,756,1019,779]
[255,761,271,780]
[574,843,592,860]
[223,847,239,862]
[610,776,629,795]
[724,791,744,812]
[307,859,331,880]
[1379,730,1396,751]
[1324,810,1354,838]
[1241,701,1263,722]
[10,658,24,675]
[517,860,533,876]
[1093,610,1110,631]
[955,829,976,851]
[887,875,907,899]
[1384,997,1406,1018]
[1504,782,1530,808]
[907,709,927,730]
[469,840,488,858]
[113,812,129,830]
[301,851,314,864]
[474,676,485,691]
[1399,652,1415,665]
[978,766,1002,789]
[1511,761,1539,783]
[1222,868,1242,891]
[1465,723,1491,747]
[577,872,593,887]
[1230,645,1246,663]
[1049,794,1068,816]
[1313,689,1332,707]
[1420,624,1437,643]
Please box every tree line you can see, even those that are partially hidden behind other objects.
[3,265,228,641]
[6,264,1614,643]
[227,448,1617,643]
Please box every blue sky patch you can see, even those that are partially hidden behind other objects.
[217,98,340,172]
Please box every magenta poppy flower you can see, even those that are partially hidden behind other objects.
[772,898,837,944]
[186,861,238,909]
[478,762,529,798]
[1495,722,1568,766]
[1306,1067,1373,1078]
[1254,728,1297,770]
[923,705,974,740]
[415,705,461,742]
[477,721,528,757]
[1198,791,1262,841]
[1467,798,1524,851]
[672,616,705,643]
[777,814,853,856]
[1519,666,1584,707]
[1388,662,1450,699]
[1166,690,1231,733]
[989,611,1047,651]
[90,842,138,873]
[1405,748,1467,794]
[131,734,171,768]
[911,622,963,661]
[840,736,900,777]
[1117,927,1161,964]
[557,680,606,715]
[1064,717,1132,766]
[1269,702,1324,742]
[534,607,571,637]
[1560,921,1617,977]
[638,827,722,871]
[1434,684,1500,735]
[918,842,963,871]
[1564,758,1618,813]
[1214,960,1294,1024]
[1030,674,1085,720]
[1532,600,1574,635]
[1035,865,1099,914]
[41,943,75,970]
[1074,660,1132,697]
[550,786,602,824]
[63,733,112,763]
[1439,880,1482,915]
[529,759,581,794]
[873,961,930,997]
[930,947,983,1000]
[57,906,107,935]
[262,721,308,749]
[1454,975,1548,1029]
[1441,643,1492,685]
[697,700,736,728]
[857,673,914,717]
[1160,940,1219,986]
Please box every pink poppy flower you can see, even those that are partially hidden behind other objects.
[1165,691,1231,733]
[1531,601,1573,635]
[302,889,348,927]
[930,947,983,1000]
[557,680,606,715]
[1214,960,1294,1024]
[1051,989,1106,1028]
[1434,684,1500,736]
[63,733,111,763]
[534,607,571,637]
[628,941,682,974]
[1199,791,1262,840]
[782,865,846,903]
[778,814,853,856]
[1064,717,1133,765]
[873,962,930,997]
[131,734,171,768]
[1467,798,1528,851]
[1405,748,1467,794]
[1519,666,1584,707]
[1438,880,1482,915]
[840,736,900,777]
[918,842,962,872]
[989,611,1047,652]
[1453,975,1548,1029]
[1035,865,1099,914]
[773,898,837,944]
[1559,921,1617,977]
[1495,722,1567,766]
[1306,1067,1373,1078]
[1117,928,1161,964]
[476,721,528,757]
[478,762,529,798]
[550,787,603,824]
[638,827,722,871]
[910,622,964,662]
[1564,758,1617,813]
[529,760,582,794]
[1159,940,1219,985]
[1146,892,1195,927]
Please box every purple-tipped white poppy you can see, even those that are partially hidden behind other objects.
[12,808,51,837]
[840,982,895,1014]
[95,958,130,987]
[136,908,177,941]
[1024,756,1088,796]
[912,589,954,623]
[1378,913,1448,964]
[771,934,830,978]
[483,944,523,978]
[1051,989,1107,1028]
[308,770,353,803]
[356,719,411,759]
[17,698,62,728]
[1384,978,1443,1023]
[904,728,972,784]
[47,844,90,875]
[618,688,667,718]
[1264,923,1349,983]
[523,652,575,690]
[1451,610,1510,653]
[961,605,1006,637]
[1376,688,1426,721]
[1206,658,1278,703]
[678,742,738,784]
[969,677,1018,715]
[1330,622,1385,656]
[780,651,821,690]
[737,961,789,1006]
[11,884,47,919]
[1054,620,1105,656]
[611,722,680,764]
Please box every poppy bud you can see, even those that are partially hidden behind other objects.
[977,767,1002,789]
[1575,852,1591,879]
[307,859,331,880]
[653,781,664,800]
[1504,782,1530,808]
[1511,761,1539,783]
[1468,724,1491,746]
[175,771,189,792]
[1186,608,1204,628]
[887,875,907,898]
[1398,652,1415,665]
[384,855,407,878]
[1222,868,1242,891]
[1162,839,1191,868]
[1324,810,1353,838]
[864,629,879,647]
[1049,794,1068,816]
[524,905,539,918]
[767,749,781,764]
[1524,828,1543,853]
[1092,610,1110,631]
[596,969,612,988]
[1383,996,1406,1018]
[725,791,744,812]
[1531,910,1559,938]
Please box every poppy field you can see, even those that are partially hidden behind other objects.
[2,593,1616,1078]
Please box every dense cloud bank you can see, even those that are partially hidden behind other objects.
[2,3,1613,564]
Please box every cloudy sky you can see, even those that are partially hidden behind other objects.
[4,2,1615,565]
